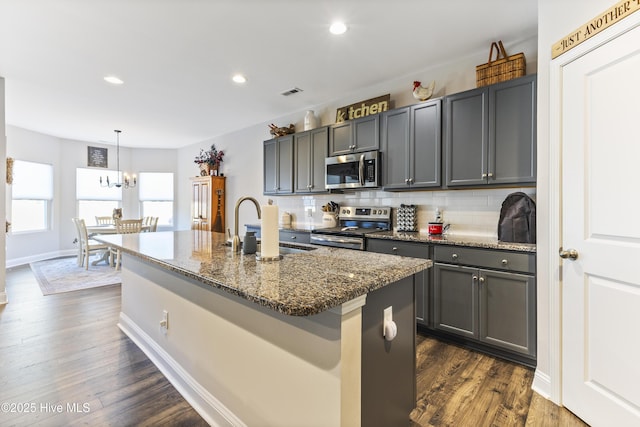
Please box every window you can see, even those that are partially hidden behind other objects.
[76,168,122,224]
[11,160,54,233]
[138,172,174,227]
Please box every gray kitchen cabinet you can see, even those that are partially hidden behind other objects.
[329,114,379,156]
[433,245,536,359]
[381,100,441,190]
[263,135,293,195]
[294,126,329,194]
[444,74,536,187]
[279,229,310,244]
[366,238,430,326]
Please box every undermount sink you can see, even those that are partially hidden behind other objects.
[275,245,311,255]
[223,241,315,255]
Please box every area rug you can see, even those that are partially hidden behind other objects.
[30,256,121,296]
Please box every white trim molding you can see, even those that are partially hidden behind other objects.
[118,312,246,427]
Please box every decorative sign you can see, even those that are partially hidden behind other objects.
[552,0,640,59]
[335,94,390,123]
[87,146,108,168]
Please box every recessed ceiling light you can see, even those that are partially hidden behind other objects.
[329,22,347,35]
[232,74,247,84]
[104,76,124,85]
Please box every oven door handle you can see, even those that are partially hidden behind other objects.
[310,235,363,245]
[358,154,365,186]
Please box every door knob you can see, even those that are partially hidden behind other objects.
[559,247,579,260]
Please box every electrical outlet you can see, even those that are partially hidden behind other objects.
[160,310,169,333]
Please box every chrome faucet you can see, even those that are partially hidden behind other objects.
[232,196,262,252]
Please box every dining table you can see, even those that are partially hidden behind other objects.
[86,224,150,265]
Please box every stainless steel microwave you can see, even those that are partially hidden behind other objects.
[325,151,380,190]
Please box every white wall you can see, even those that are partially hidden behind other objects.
[535,0,615,402]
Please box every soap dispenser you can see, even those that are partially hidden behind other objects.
[243,231,257,254]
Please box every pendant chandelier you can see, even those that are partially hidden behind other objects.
[99,129,136,189]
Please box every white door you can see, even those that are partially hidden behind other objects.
[561,19,640,426]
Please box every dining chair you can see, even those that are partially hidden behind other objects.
[95,216,114,225]
[110,218,144,270]
[148,216,159,232]
[73,218,110,270]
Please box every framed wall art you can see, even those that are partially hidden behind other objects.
[88,146,108,168]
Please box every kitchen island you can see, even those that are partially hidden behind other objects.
[96,230,431,427]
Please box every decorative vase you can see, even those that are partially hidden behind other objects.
[199,163,210,176]
[304,110,317,131]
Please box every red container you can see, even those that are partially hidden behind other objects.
[428,222,449,235]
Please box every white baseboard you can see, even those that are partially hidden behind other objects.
[532,368,552,400]
[118,312,246,427]
[7,249,77,268]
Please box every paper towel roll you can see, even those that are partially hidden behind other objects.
[261,204,279,259]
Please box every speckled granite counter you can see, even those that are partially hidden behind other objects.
[95,230,431,316]
[366,231,536,253]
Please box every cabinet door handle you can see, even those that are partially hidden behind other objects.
[409,178,414,184]
[404,178,409,184]
[488,172,494,178]
[472,275,478,282]
[392,247,398,252]
[479,276,485,284]
[291,236,297,240]
[481,173,487,178]
[452,253,458,261]
[501,259,508,266]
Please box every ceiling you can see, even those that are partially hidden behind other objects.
[0,0,537,149]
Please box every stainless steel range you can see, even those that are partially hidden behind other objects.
[310,206,391,250]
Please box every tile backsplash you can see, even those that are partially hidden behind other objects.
[271,187,536,238]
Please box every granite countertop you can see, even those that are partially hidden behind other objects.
[247,223,536,252]
[366,231,536,253]
[95,230,431,317]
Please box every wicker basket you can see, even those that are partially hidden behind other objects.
[476,40,525,87]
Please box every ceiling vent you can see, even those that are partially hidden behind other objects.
[280,87,303,96]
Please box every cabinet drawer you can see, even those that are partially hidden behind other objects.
[279,230,310,244]
[434,245,534,274]
[366,238,429,259]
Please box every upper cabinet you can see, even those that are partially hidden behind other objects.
[329,114,379,156]
[263,134,294,195]
[381,99,442,190]
[294,126,329,194]
[444,75,536,187]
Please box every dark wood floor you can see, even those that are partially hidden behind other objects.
[0,265,208,426]
[1,265,588,426]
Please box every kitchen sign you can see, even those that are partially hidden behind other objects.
[552,0,640,59]
[335,94,390,123]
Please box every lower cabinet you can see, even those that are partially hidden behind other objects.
[433,246,536,360]
[366,238,430,326]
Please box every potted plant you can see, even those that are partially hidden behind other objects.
[194,144,225,176]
